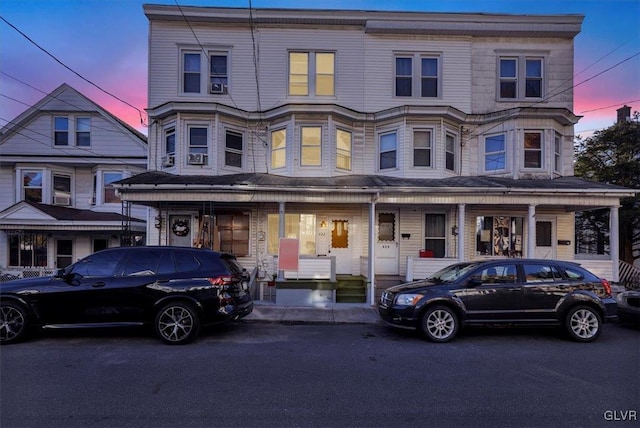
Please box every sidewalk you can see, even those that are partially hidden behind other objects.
[244,301,382,325]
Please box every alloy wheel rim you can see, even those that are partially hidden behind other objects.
[0,306,25,341]
[570,309,598,339]
[158,307,194,342]
[427,310,454,339]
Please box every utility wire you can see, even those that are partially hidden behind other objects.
[0,15,148,126]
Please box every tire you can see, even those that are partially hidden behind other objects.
[154,302,200,345]
[565,305,602,342]
[0,302,29,345]
[420,305,459,343]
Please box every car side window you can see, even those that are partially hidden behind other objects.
[122,250,163,276]
[563,266,586,281]
[68,251,123,277]
[174,250,201,273]
[478,264,517,284]
[523,264,560,283]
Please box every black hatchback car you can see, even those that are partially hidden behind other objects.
[378,259,617,342]
[0,246,253,345]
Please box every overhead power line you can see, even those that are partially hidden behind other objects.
[0,15,148,126]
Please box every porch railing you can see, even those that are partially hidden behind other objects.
[0,267,57,282]
[619,260,640,289]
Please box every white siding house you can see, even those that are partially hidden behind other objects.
[116,5,635,305]
[0,84,148,277]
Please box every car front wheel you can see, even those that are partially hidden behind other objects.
[154,302,200,345]
[0,302,29,344]
[565,305,602,342]
[420,305,458,343]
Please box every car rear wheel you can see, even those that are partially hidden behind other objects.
[565,305,602,342]
[420,305,458,343]
[0,302,29,344]
[154,302,200,345]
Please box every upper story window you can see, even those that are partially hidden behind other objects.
[395,54,440,98]
[413,130,432,167]
[336,129,352,171]
[225,130,243,168]
[162,127,176,168]
[484,134,506,173]
[22,171,43,203]
[187,126,208,165]
[523,131,543,169]
[76,117,91,147]
[53,174,71,206]
[103,172,123,204]
[181,49,229,95]
[301,126,322,166]
[379,132,397,170]
[445,133,456,172]
[271,128,287,169]
[288,51,335,97]
[554,132,562,173]
[498,56,544,100]
[54,117,69,146]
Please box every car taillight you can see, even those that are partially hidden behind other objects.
[600,278,612,297]
[207,276,235,286]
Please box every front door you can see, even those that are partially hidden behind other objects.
[535,219,555,259]
[169,215,192,247]
[330,218,352,274]
[375,211,398,275]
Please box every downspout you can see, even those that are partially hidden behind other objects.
[368,192,378,306]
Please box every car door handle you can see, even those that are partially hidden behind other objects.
[91,282,106,288]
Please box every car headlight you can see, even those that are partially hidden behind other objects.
[395,293,423,306]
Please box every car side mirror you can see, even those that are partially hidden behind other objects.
[63,272,82,286]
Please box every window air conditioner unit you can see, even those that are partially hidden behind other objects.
[54,195,71,206]
[210,83,227,94]
[188,153,206,165]
[162,155,175,167]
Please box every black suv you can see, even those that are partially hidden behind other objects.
[378,259,616,342]
[0,246,253,345]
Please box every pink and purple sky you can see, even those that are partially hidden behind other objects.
[1,0,639,137]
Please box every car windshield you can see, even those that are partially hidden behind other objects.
[428,263,480,283]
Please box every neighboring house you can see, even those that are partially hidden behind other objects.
[116,5,634,305]
[0,83,148,278]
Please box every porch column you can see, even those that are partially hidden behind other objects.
[368,195,377,306]
[457,204,465,261]
[277,202,285,280]
[527,204,536,257]
[610,206,620,282]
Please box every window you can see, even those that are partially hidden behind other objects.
[9,232,48,267]
[395,54,440,98]
[271,129,287,169]
[54,117,69,146]
[413,130,432,167]
[424,214,446,258]
[554,132,562,173]
[165,127,176,155]
[93,238,109,253]
[498,56,544,100]
[289,52,335,96]
[56,239,73,269]
[301,126,321,166]
[523,132,542,169]
[536,221,552,247]
[336,129,352,170]
[225,130,243,168]
[103,172,123,204]
[188,126,208,165]
[523,264,560,283]
[484,134,506,172]
[477,264,517,284]
[379,132,397,170]
[76,117,91,147]
[217,213,250,256]
[67,250,124,277]
[395,57,412,97]
[445,133,456,172]
[22,171,43,202]
[183,52,201,93]
[267,214,316,255]
[210,54,228,94]
[53,174,71,206]
[476,216,523,257]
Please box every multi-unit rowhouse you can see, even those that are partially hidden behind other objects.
[0,84,148,278]
[115,5,635,305]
